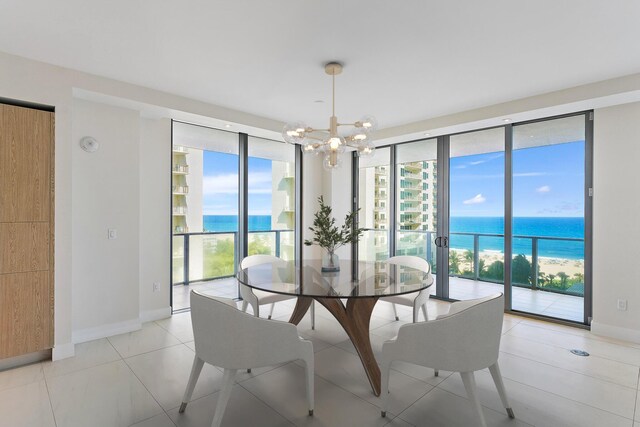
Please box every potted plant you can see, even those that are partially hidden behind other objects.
[304,196,365,272]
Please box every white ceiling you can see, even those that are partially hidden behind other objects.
[1,1,639,130]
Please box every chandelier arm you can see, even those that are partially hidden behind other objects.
[303,135,325,141]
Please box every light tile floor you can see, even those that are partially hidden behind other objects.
[1,299,639,427]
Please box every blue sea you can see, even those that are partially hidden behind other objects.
[450,217,584,260]
[204,215,585,260]
[204,215,272,233]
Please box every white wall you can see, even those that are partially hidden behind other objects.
[139,118,171,320]
[591,102,640,342]
[71,99,141,341]
[2,48,640,359]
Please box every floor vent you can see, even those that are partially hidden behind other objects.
[570,349,590,357]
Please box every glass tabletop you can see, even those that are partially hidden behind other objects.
[237,259,433,298]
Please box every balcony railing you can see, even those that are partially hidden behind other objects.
[394,230,585,297]
[172,229,294,286]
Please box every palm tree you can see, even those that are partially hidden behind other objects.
[449,250,460,275]
[463,249,474,272]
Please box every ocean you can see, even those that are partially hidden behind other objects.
[449,217,584,260]
[204,215,272,233]
[203,215,585,260]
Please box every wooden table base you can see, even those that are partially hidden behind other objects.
[289,296,381,396]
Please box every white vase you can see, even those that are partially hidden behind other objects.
[322,251,340,272]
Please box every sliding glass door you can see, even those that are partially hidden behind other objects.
[395,139,439,295]
[511,115,588,322]
[448,128,505,301]
[355,111,592,324]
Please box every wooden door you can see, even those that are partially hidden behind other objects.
[0,103,54,359]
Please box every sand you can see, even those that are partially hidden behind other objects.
[450,248,584,278]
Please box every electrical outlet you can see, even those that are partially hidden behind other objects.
[617,299,627,311]
[108,228,117,240]
[153,282,160,292]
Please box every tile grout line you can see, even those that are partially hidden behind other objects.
[437,365,637,422]
[496,345,640,390]
[633,369,640,423]
[120,352,174,426]
[504,328,640,367]
[41,369,59,427]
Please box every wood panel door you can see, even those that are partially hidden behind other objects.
[0,103,54,360]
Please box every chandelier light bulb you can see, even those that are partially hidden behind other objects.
[282,122,308,144]
[329,136,342,150]
[358,115,378,133]
[358,141,375,158]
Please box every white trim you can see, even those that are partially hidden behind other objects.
[52,342,75,361]
[141,306,172,322]
[590,320,640,345]
[72,318,142,344]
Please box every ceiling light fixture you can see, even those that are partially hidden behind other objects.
[282,62,377,170]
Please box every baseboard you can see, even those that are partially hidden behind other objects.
[72,318,142,344]
[141,306,172,322]
[590,320,640,344]
[1,350,51,370]
[52,342,75,361]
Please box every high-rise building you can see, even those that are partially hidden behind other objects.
[359,160,437,262]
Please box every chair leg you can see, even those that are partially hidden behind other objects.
[460,371,487,427]
[268,303,275,320]
[311,301,315,330]
[489,363,515,418]
[241,300,248,313]
[421,303,428,321]
[391,303,399,321]
[179,356,204,413]
[380,360,392,417]
[211,368,237,427]
[302,347,315,416]
[412,303,420,323]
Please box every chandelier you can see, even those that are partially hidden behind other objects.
[282,62,377,170]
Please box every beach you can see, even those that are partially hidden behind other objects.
[450,248,584,278]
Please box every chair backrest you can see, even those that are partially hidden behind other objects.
[190,291,302,369]
[386,255,431,273]
[240,254,285,269]
[393,293,504,372]
[238,254,286,300]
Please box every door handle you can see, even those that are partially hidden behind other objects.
[435,237,442,247]
[442,236,449,248]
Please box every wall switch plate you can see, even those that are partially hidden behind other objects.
[153,282,160,292]
[617,299,627,311]
[108,229,117,240]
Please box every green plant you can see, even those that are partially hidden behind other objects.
[304,196,365,254]
[449,250,460,274]
[512,254,532,285]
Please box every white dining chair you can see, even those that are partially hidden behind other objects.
[179,291,314,427]
[379,293,514,427]
[380,256,433,323]
[239,254,315,329]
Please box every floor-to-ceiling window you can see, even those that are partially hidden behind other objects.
[354,112,592,325]
[449,128,505,300]
[247,136,296,261]
[171,123,300,312]
[511,115,587,322]
[357,147,391,262]
[395,139,438,293]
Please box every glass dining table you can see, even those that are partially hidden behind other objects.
[237,258,433,396]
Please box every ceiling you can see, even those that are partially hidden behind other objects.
[1,1,639,131]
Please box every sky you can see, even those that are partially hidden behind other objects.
[202,140,585,218]
[450,140,585,217]
[202,151,272,215]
